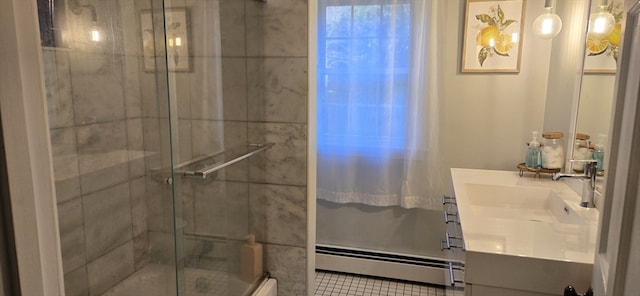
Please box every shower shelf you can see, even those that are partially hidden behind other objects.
[178,143,275,179]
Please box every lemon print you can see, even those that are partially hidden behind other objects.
[606,23,622,46]
[494,34,514,54]
[587,37,610,54]
[476,25,500,47]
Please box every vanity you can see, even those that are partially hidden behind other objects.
[449,168,599,296]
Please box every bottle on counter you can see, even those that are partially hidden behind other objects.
[593,134,607,174]
[525,131,542,170]
[541,131,564,170]
[240,234,263,283]
[572,133,592,172]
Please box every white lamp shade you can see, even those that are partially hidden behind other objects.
[533,12,563,39]
[588,11,615,39]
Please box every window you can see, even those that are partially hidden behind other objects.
[317,0,412,155]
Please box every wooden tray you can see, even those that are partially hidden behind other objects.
[517,163,561,178]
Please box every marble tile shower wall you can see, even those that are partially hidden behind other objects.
[235,0,309,295]
[44,0,159,295]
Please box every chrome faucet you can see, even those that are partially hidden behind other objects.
[552,160,598,208]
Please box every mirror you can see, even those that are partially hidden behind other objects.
[571,0,622,174]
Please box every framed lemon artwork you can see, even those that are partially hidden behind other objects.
[140,8,191,72]
[584,1,623,74]
[462,0,526,73]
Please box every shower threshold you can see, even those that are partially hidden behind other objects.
[99,264,250,296]
[316,244,464,287]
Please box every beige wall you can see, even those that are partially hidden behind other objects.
[443,0,552,173]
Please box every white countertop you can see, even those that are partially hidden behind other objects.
[450,168,599,294]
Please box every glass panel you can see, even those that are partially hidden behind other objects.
[39,0,179,294]
[161,0,260,295]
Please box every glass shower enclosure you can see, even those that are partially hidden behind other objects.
[39,0,270,294]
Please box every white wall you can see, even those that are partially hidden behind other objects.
[443,0,553,173]
[577,74,616,138]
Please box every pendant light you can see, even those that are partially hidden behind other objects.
[533,0,562,39]
[588,0,615,39]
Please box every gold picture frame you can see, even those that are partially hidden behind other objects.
[583,1,623,74]
[462,0,526,73]
[140,8,191,72]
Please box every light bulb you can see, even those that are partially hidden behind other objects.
[89,23,105,43]
[588,6,615,39]
[533,7,562,39]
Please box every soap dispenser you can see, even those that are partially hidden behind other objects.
[240,234,263,283]
[525,131,542,170]
[593,134,607,174]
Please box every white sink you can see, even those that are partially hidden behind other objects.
[464,183,584,224]
[451,169,600,295]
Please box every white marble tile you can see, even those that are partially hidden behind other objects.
[250,184,306,247]
[226,181,250,240]
[189,56,225,120]
[83,182,133,261]
[187,0,223,58]
[148,231,177,265]
[133,233,150,271]
[246,0,308,57]
[249,122,307,186]
[123,55,143,119]
[127,119,144,151]
[222,57,248,121]
[191,119,225,157]
[50,127,82,202]
[176,178,195,235]
[264,244,307,296]
[219,121,249,182]
[76,121,130,194]
[64,266,89,296]
[247,57,307,123]
[169,72,191,120]
[220,0,246,57]
[69,52,126,125]
[76,121,128,153]
[140,71,160,118]
[57,198,87,273]
[87,241,135,296]
[142,118,162,157]
[193,180,228,237]
[145,178,170,233]
[43,49,75,129]
[177,119,193,164]
[119,0,141,57]
[127,119,147,178]
[130,176,148,237]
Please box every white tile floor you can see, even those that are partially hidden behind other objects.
[314,270,460,296]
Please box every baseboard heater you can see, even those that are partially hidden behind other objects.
[316,245,464,287]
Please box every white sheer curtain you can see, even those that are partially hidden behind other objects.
[317,0,447,210]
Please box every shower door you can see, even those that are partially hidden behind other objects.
[39,0,265,294]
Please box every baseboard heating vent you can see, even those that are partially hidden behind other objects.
[316,245,464,270]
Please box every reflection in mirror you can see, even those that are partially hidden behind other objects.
[573,0,624,176]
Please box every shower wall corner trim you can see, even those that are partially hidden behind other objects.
[0,0,65,294]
